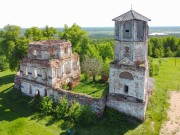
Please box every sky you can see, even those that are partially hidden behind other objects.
[0,0,179,28]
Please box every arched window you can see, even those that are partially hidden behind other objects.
[119,72,134,80]
[123,21,132,39]
[45,89,47,96]
[137,21,145,39]
[32,68,37,78]
[29,85,32,94]
[24,67,28,76]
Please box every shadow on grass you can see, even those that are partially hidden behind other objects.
[0,86,40,122]
[0,74,15,87]
[36,107,142,135]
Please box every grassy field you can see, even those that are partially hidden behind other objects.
[72,75,108,98]
[0,58,179,135]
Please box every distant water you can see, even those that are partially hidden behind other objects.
[1,26,180,36]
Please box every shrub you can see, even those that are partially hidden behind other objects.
[56,97,69,119]
[149,59,159,76]
[68,101,82,122]
[39,96,54,115]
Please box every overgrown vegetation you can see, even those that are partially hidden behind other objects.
[39,96,96,127]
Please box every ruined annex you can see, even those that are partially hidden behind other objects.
[18,40,80,97]
[107,10,153,120]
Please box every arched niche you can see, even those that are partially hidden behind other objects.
[119,72,134,80]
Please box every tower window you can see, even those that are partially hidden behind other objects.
[137,21,145,39]
[123,21,132,39]
[124,85,129,93]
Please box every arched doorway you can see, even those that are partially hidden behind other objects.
[35,89,40,97]
[44,89,47,96]
[66,78,73,90]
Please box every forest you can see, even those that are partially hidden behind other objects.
[0,24,180,78]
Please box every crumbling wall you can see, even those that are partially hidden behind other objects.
[106,93,149,120]
[20,79,106,115]
[50,88,106,116]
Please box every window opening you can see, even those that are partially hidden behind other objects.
[124,85,129,93]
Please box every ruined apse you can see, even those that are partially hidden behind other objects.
[18,40,80,97]
[107,10,153,120]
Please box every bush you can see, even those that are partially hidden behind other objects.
[68,101,82,122]
[39,97,54,115]
[149,59,160,76]
[56,97,69,119]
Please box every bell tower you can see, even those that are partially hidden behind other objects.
[107,10,151,120]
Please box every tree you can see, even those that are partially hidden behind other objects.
[0,55,9,71]
[176,46,180,57]
[103,57,111,75]
[98,43,114,60]
[0,24,29,71]
[59,24,89,55]
[24,27,44,41]
[42,25,57,39]
[165,47,174,57]
[82,55,103,82]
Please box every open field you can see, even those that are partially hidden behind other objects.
[0,58,179,135]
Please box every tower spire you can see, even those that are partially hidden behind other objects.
[131,4,132,10]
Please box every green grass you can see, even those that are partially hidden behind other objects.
[72,75,108,98]
[0,70,65,135]
[0,58,179,135]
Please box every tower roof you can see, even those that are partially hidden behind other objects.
[112,10,151,22]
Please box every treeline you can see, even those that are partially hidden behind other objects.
[148,36,180,57]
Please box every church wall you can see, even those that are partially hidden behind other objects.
[21,79,49,97]
[106,94,148,120]
[109,66,146,101]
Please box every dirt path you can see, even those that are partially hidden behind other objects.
[160,91,180,135]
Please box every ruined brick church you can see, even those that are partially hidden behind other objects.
[18,40,80,97]
[14,9,153,120]
[107,10,153,120]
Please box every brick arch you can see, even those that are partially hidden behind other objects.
[119,72,134,80]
